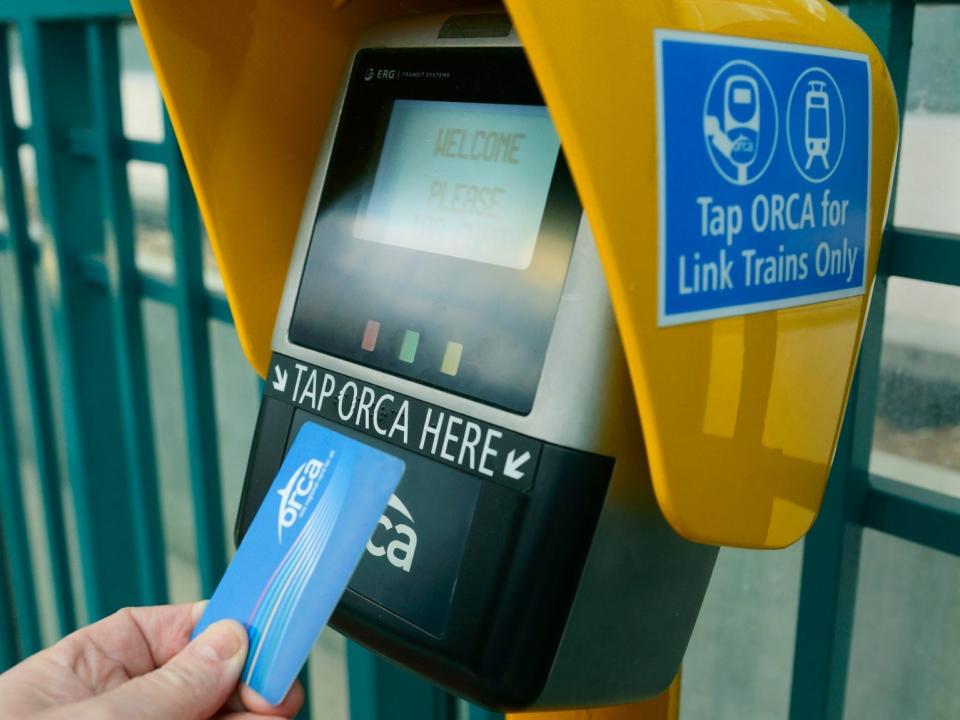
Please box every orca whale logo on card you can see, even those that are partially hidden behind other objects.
[276,458,327,541]
[655,30,871,326]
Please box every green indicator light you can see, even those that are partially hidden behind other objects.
[441,342,463,376]
[399,330,420,363]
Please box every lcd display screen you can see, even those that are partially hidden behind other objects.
[290,49,580,414]
[355,100,561,270]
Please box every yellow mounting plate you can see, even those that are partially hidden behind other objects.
[131,0,898,548]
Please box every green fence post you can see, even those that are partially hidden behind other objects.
[467,704,505,720]
[19,19,143,620]
[0,24,76,636]
[292,664,311,720]
[789,2,915,719]
[0,292,41,657]
[347,642,460,720]
[86,18,168,605]
[789,370,871,720]
[0,523,21,669]
[162,114,227,594]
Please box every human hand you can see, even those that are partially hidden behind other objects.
[0,602,304,720]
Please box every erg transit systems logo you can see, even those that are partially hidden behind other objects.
[276,454,329,542]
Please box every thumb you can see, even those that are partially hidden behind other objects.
[94,619,248,720]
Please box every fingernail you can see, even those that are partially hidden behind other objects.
[195,620,246,662]
[191,600,208,624]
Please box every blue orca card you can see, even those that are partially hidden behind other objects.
[193,421,404,705]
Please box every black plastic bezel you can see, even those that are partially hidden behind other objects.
[288,48,581,415]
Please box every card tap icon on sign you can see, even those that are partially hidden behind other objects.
[704,73,762,185]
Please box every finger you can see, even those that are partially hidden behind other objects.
[221,679,304,715]
[91,619,248,720]
[123,601,209,668]
[237,680,305,717]
[43,602,205,690]
[219,688,245,712]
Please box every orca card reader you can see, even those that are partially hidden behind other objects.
[235,12,717,710]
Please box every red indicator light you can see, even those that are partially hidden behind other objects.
[362,320,380,351]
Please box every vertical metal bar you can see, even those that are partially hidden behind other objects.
[789,388,870,720]
[295,663,312,720]
[86,19,167,604]
[849,0,915,128]
[468,705,505,720]
[0,519,21,670]
[163,113,226,594]
[347,643,380,720]
[19,19,142,620]
[347,642,459,720]
[0,24,76,635]
[789,2,915,718]
[0,289,41,656]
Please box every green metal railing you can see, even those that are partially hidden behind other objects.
[0,1,958,719]
[791,3,960,719]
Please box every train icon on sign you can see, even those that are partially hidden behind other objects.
[703,60,778,186]
[788,67,846,182]
[804,80,831,170]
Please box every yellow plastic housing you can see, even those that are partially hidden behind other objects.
[510,673,679,720]
[131,0,899,549]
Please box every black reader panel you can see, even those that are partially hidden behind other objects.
[291,410,482,638]
[236,357,613,707]
[238,30,718,711]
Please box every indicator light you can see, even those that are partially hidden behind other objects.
[399,330,420,363]
[362,320,380,351]
[441,342,463,376]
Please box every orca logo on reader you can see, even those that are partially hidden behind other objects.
[366,494,417,573]
[276,455,329,542]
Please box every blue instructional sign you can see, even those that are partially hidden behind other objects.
[655,31,872,325]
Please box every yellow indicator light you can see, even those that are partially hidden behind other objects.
[441,341,463,376]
